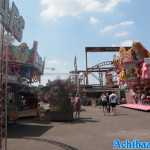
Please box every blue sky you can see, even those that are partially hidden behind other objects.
[12,0,150,84]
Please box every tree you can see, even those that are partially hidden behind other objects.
[41,79,76,112]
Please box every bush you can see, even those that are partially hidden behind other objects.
[42,79,75,113]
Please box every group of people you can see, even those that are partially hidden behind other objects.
[70,92,118,119]
[131,90,148,104]
[100,92,118,115]
[70,94,81,119]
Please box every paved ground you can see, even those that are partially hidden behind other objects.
[8,106,150,150]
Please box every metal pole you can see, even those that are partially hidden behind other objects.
[85,51,88,85]
[2,25,7,150]
[0,20,6,150]
[98,68,101,86]
[74,56,78,94]
[4,33,8,150]
[2,24,5,150]
[0,0,8,148]
[0,23,3,150]
[4,0,8,148]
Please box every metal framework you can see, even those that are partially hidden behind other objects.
[85,47,131,85]
[88,61,113,70]
[0,0,25,149]
[0,24,7,150]
[70,67,114,74]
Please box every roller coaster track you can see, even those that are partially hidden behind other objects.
[88,61,113,70]
[86,61,115,86]
[70,61,115,86]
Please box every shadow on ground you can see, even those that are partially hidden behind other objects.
[115,113,128,116]
[103,113,128,117]
[63,117,99,124]
[8,118,53,138]
[8,117,79,150]
[23,137,79,150]
[18,116,52,124]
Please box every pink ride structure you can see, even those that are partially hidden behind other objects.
[113,42,150,111]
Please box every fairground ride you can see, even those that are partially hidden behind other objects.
[70,46,131,96]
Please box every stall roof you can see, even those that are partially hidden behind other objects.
[85,47,131,52]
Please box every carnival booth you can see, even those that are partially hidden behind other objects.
[7,41,44,121]
[113,42,150,105]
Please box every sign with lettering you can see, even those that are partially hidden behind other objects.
[0,0,25,42]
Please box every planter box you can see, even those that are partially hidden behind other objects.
[49,111,73,121]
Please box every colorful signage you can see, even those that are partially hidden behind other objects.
[0,0,25,42]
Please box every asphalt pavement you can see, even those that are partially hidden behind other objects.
[8,106,150,150]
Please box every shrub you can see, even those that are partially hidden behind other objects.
[42,79,75,113]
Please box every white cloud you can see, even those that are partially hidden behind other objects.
[112,40,133,47]
[120,40,133,46]
[100,24,116,33]
[100,20,134,33]
[115,31,129,37]
[46,59,61,66]
[40,0,130,21]
[104,0,121,12]
[44,59,69,71]
[89,17,99,25]
[119,21,134,26]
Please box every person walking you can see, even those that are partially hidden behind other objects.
[74,94,81,119]
[132,90,138,104]
[141,92,146,104]
[109,92,118,115]
[101,93,107,115]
